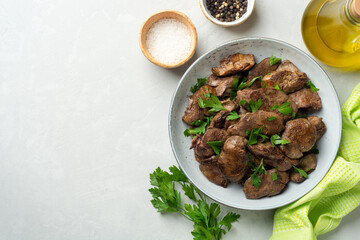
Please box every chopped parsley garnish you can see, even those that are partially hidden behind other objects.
[271,172,278,181]
[229,77,240,100]
[270,105,278,110]
[234,76,249,91]
[274,84,281,91]
[207,141,223,158]
[270,55,282,66]
[271,102,293,115]
[239,99,263,113]
[293,166,309,178]
[239,100,247,105]
[248,161,256,168]
[191,120,203,126]
[267,116,277,121]
[249,99,263,112]
[270,134,290,148]
[227,111,240,120]
[184,116,213,137]
[231,76,259,94]
[248,126,269,145]
[149,166,240,240]
[295,114,308,119]
[274,83,286,93]
[247,76,262,88]
[291,111,296,119]
[250,159,267,188]
[190,77,208,93]
[306,81,319,92]
[198,93,226,113]
[278,102,293,115]
[307,144,319,154]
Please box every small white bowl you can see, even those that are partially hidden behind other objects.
[199,0,255,27]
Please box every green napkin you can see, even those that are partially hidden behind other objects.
[270,82,360,240]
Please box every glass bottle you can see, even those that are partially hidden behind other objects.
[302,0,360,69]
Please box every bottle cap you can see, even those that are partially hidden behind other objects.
[350,0,360,19]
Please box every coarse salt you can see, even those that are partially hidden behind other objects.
[146,18,192,65]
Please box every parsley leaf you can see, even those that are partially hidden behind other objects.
[191,120,203,126]
[248,161,256,168]
[307,81,319,92]
[271,172,278,181]
[307,144,319,154]
[198,93,226,113]
[249,99,263,113]
[250,159,266,188]
[274,83,286,93]
[190,77,208,93]
[227,111,240,120]
[184,116,213,137]
[239,100,247,105]
[251,174,261,189]
[239,99,263,113]
[235,76,248,90]
[295,114,308,119]
[207,141,223,158]
[248,126,268,145]
[277,102,293,115]
[229,77,239,101]
[270,134,290,148]
[270,55,282,66]
[219,212,241,231]
[293,166,309,178]
[247,76,262,88]
[149,166,240,240]
[270,105,278,110]
[267,116,277,121]
[248,129,259,145]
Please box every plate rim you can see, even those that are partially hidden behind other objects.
[168,37,342,210]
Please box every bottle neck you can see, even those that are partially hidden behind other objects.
[347,0,360,23]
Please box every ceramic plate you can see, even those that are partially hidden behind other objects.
[168,38,342,210]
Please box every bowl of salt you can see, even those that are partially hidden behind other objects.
[139,10,197,68]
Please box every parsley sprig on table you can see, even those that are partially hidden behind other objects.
[250,159,267,188]
[149,166,240,240]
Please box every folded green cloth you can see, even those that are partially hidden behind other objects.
[271,82,360,240]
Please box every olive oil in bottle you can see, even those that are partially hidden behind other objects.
[302,0,360,68]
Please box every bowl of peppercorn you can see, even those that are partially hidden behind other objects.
[199,0,255,27]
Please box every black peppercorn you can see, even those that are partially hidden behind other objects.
[206,0,248,22]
